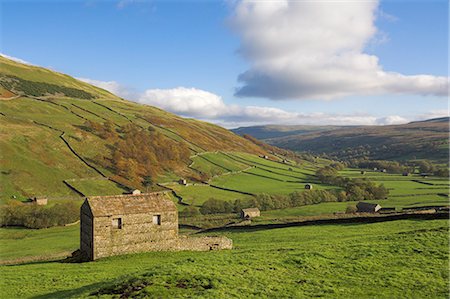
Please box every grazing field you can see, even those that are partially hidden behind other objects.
[190,152,249,176]
[0,225,79,261]
[0,219,447,298]
[171,184,252,206]
[339,169,449,208]
[167,152,449,212]
[212,172,308,195]
[64,178,127,196]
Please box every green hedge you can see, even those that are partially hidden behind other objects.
[0,201,79,229]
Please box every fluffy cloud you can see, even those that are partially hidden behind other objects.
[129,86,415,127]
[138,87,228,118]
[230,0,448,100]
[74,78,447,128]
[375,115,408,125]
[76,77,138,99]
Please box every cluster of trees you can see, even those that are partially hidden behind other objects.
[415,160,448,177]
[316,166,389,200]
[0,75,95,99]
[85,121,191,186]
[0,201,79,229]
[345,158,448,177]
[347,159,412,174]
[179,206,201,217]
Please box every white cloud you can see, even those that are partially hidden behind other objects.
[414,109,449,121]
[0,53,32,65]
[230,0,448,100]
[375,115,408,125]
[76,77,138,99]
[138,87,228,118]
[74,77,446,128]
[129,86,415,127]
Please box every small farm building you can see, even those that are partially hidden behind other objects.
[80,192,232,261]
[31,196,48,205]
[360,171,366,175]
[356,202,382,213]
[179,179,187,185]
[131,189,141,195]
[240,208,260,219]
[305,183,313,190]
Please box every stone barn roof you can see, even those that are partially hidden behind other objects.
[85,192,176,217]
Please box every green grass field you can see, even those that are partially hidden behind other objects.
[64,178,127,196]
[0,225,79,261]
[171,184,252,206]
[339,169,449,207]
[0,219,447,298]
[163,152,449,211]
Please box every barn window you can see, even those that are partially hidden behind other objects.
[153,215,161,225]
[112,217,122,229]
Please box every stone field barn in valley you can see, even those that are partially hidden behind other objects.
[80,192,232,260]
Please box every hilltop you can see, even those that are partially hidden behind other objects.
[0,56,267,200]
[233,118,449,162]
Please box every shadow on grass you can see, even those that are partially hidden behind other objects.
[30,280,110,299]
[3,259,64,267]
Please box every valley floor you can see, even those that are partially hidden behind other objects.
[1,219,448,298]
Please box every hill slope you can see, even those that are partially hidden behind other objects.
[0,55,267,200]
[233,119,449,162]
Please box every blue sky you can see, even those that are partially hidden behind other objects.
[1,0,448,128]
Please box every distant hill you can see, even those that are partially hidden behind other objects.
[232,125,343,139]
[0,56,267,200]
[232,118,449,162]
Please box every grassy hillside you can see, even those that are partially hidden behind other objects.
[0,55,267,201]
[1,219,448,298]
[233,119,449,162]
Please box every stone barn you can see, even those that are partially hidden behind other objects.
[80,192,232,261]
[240,208,260,219]
[305,183,313,190]
[356,202,382,213]
[31,196,48,205]
[130,189,141,195]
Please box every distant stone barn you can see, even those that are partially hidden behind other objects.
[240,208,260,219]
[80,192,232,261]
[356,202,382,213]
[30,196,48,205]
[305,183,313,190]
